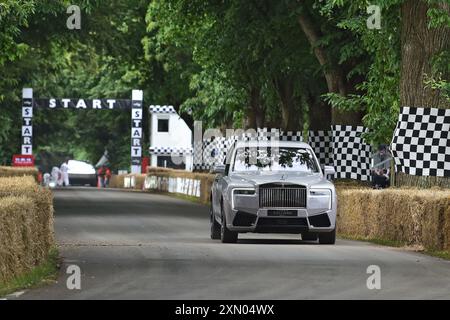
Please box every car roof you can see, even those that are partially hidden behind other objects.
[233,140,312,149]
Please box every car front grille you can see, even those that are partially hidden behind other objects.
[259,184,307,208]
[257,217,308,226]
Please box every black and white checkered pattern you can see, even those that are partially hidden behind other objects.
[149,105,176,114]
[194,127,373,181]
[149,146,192,155]
[193,129,303,171]
[391,107,450,177]
[331,125,372,181]
[308,130,333,166]
[194,136,236,170]
[280,131,303,142]
[236,128,288,141]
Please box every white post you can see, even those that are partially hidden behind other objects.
[131,90,143,174]
[21,88,33,155]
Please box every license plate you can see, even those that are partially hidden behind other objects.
[267,210,298,217]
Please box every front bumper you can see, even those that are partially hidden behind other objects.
[227,208,335,234]
[226,185,337,234]
[68,173,97,186]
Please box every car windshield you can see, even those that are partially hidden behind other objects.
[232,147,319,173]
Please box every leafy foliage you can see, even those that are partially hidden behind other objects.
[0,0,448,168]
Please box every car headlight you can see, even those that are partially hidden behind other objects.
[234,189,256,195]
[232,188,256,210]
[310,189,331,196]
[309,188,332,210]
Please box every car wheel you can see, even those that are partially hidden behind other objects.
[301,232,318,241]
[318,228,336,245]
[220,204,238,243]
[210,205,221,240]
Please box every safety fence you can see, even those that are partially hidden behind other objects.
[111,168,214,204]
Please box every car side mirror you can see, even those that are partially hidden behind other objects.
[210,164,226,175]
[324,166,336,180]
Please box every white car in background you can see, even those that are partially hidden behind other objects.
[68,160,97,186]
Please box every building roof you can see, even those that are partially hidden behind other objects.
[149,146,193,155]
[149,105,177,114]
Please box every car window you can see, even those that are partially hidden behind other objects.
[232,147,319,173]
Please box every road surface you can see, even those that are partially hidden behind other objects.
[15,188,450,299]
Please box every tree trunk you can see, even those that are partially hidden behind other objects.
[397,0,450,187]
[273,76,300,131]
[296,9,363,126]
[306,91,331,131]
[245,87,265,129]
[400,0,450,109]
[245,107,256,129]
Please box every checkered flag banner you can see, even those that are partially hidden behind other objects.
[308,130,333,166]
[193,129,303,171]
[391,107,450,177]
[331,126,372,181]
[194,126,373,181]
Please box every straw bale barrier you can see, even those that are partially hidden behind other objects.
[0,176,54,284]
[109,174,125,189]
[109,174,146,190]
[337,188,450,251]
[0,166,38,180]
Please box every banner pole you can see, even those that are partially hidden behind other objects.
[21,88,33,156]
[130,90,143,174]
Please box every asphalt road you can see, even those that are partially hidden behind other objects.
[14,188,450,299]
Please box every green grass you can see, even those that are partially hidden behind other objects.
[169,193,205,204]
[145,189,206,205]
[424,250,450,260]
[0,248,60,297]
[338,233,406,248]
[338,233,450,260]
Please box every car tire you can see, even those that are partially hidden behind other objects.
[220,205,238,243]
[318,228,336,245]
[210,205,221,240]
[301,232,318,241]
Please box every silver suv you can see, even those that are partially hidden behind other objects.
[210,140,337,244]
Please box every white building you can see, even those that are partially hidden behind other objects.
[148,105,193,171]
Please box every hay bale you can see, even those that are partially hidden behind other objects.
[0,196,36,283]
[0,176,55,264]
[109,174,146,190]
[0,166,38,180]
[109,175,125,188]
[134,174,146,190]
[444,197,450,250]
[337,188,450,251]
